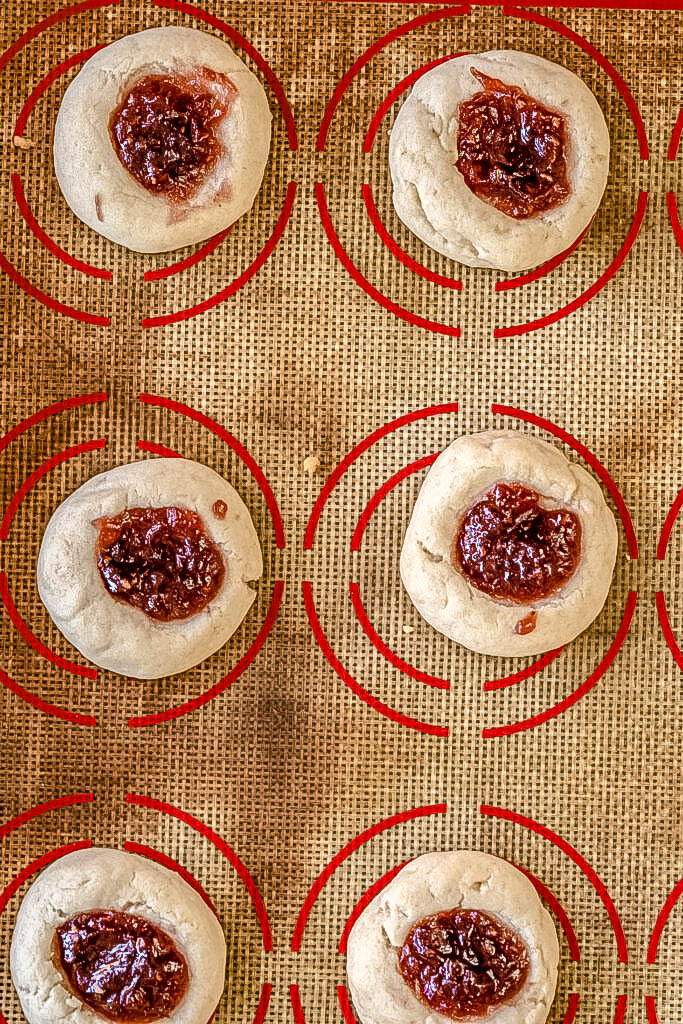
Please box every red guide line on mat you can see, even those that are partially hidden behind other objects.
[503,6,649,159]
[0,249,110,325]
[0,438,106,540]
[513,864,580,960]
[0,573,97,679]
[495,223,591,292]
[361,186,462,290]
[305,402,458,549]
[124,841,217,915]
[303,582,448,736]
[494,192,648,337]
[128,580,284,727]
[613,996,628,1024]
[666,192,683,252]
[645,997,660,1024]
[13,174,111,279]
[351,452,439,551]
[152,0,298,149]
[0,393,107,456]
[0,840,92,915]
[348,582,449,690]
[317,6,469,150]
[655,592,683,672]
[142,182,296,327]
[560,994,581,1024]
[657,486,683,559]
[14,44,103,136]
[138,394,285,548]
[480,804,629,962]
[491,403,638,558]
[289,986,306,1024]
[364,54,461,152]
[0,0,118,75]
[338,861,410,953]
[137,440,183,458]
[669,109,683,160]
[316,185,461,337]
[483,591,637,738]
[337,987,358,1024]
[483,646,565,692]
[252,984,272,1024]
[647,876,683,962]
[0,667,97,726]
[144,226,233,281]
[125,794,273,951]
[291,802,446,951]
[0,793,93,841]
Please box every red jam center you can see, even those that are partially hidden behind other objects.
[54,910,189,1023]
[453,481,582,603]
[109,68,234,202]
[456,69,570,219]
[96,505,225,622]
[398,907,530,1020]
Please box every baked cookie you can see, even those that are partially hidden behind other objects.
[347,851,558,1024]
[10,846,226,1024]
[400,430,617,657]
[54,26,272,252]
[388,50,610,271]
[37,457,262,678]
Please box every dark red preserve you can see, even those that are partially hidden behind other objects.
[398,907,529,1020]
[453,481,581,603]
[53,909,188,1023]
[109,67,234,202]
[96,505,225,621]
[456,68,570,219]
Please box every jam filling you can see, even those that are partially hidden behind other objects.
[453,481,581,603]
[456,68,570,219]
[109,67,235,202]
[212,499,228,519]
[96,505,225,621]
[54,909,189,1023]
[398,907,530,1019]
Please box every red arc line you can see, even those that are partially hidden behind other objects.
[0,793,93,841]
[305,402,458,549]
[503,6,648,159]
[361,186,462,290]
[613,996,628,1024]
[0,840,92,916]
[144,226,233,281]
[481,804,629,962]
[337,988,358,1024]
[0,248,110,325]
[351,452,439,551]
[316,5,469,150]
[316,184,460,337]
[14,44,104,136]
[136,440,183,458]
[483,590,637,738]
[123,841,218,915]
[483,646,566,692]
[128,580,284,727]
[491,403,638,558]
[655,592,683,672]
[513,864,580,961]
[0,667,97,726]
[142,182,296,327]
[349,582,449,690]
[290,802,446,951]
[303,581,448,737]
[657,486,683,558]
[125,794,273,951]
[0,438,106,540]
[669,109,683,160]
[338,860,410,953]
[0,0,118,76]
[647,876,683,963]
[666,192,683,252]
[289,985,306,1024]
[138,394,285,548]
[0,573,97,679]
[645,997,660,1024]
[251,984,272,1024]
[0,393,107,456]
[494,192,648,337]
[560,994,581,1024]
[495,222,591,292]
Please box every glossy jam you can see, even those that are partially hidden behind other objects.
[212,499,228,519]
[515,610,537,635]
[53,909,188,1023]
[456,69,570,219]
[398,907,529,1020]
[453,482,581,603]
[109,68,234,202]
[96,505,225,621]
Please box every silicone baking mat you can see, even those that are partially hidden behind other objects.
[0,1,681,1021]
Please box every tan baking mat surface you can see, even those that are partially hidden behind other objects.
[0,1,681,1021]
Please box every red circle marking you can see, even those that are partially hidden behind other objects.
[646,997,660,1024]
[0,840,92,917]
[0,573,97,680]
[483,590,637,738]
[143,225,233,281]
[495,222,591,292]
[123,841,218,916]
[0,438,106,540]
[0,0,118,77]
[152,0,297,149]
[351,452,439,551]
[0,666,97,726]
[655,592,683,672]
[483,646,566,692]
[480,803,628,962]
[290,802,446,951]
[125,794,273,951]
[128,580,284,727]
[305,402,459,550]
[337,987,357,1024]
[138,394,285,548]
[494,191,648,337]
[303,581,448,737]
[647,876,683,963]
[669,109,683,161]
[0,793,93,841]
[317,5,469,151]
[141,181,296,327]
[251,985,273,1024]
[503,7,648,159]
[657,487,683,559]
[349,582,449,690]
[0,393,108,457]
[338,860,410,954]
[0,248,110,326]
[316,184,461,337]
[14,44,103,136]
[289,985,306,1024]
[136,439,183,458]
[512,864,580,961]
[362,185,462,290]
[491,403,638,558]
[666,192,683,253]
